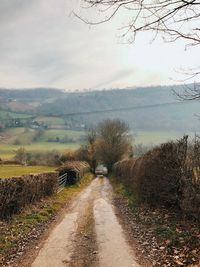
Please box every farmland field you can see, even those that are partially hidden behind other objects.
[35,116,65,126]
[1,128,85,144]
[0,110,32,119]
[133,130,191,145]
[0,142,80,159]
[0,127,85,159]
[39,129,85,142]
[0,128,191,159]
[0,165,56,178]
[3,128,36,144]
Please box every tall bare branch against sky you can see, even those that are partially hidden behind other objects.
[0,0,199,90]
[80,0,200,46]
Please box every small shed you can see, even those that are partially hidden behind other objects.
[57,161,90,185]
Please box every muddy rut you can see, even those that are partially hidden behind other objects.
[31,177,140,267]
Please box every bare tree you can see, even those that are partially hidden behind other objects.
[86,128,98,172]
[173,82,200,100]
[95,119,131,172]
[77,0,200,99]
[79,0,200,46]
[70,128,98,173]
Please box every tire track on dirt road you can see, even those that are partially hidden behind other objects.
[31,177,140,267]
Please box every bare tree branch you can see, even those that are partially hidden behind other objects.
[78,0,200,46]
[173,83,200,100]
[77,0,200,100]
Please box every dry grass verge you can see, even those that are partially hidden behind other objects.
[111,178,200,267]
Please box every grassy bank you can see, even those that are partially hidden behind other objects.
[111,177,200,266]
[0,165,56,178]
[0,173,93,265]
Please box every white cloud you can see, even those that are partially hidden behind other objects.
[0,0,199,90]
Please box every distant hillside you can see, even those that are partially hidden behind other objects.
[0,88,64,100]
[0,88,65,112]
[0,85,200,133]
[38,85,180,115]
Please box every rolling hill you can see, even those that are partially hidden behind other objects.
[0,84,200,138]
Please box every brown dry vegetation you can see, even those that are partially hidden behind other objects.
[113,136,200,220]
[0,172,58,219]
[112,183,200,267]
[0,173,93,266]
[112,136,200,266]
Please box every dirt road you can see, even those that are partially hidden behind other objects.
[31,177,140,267]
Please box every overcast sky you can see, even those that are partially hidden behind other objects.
[0,0,199,90]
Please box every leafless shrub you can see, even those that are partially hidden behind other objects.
[114,135,200,219]
[0,172,58,219]
[138,140,187,207]
[179,134,200,220]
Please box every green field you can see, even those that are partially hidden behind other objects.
[133,130,189,145]
[0,110,32,119]
[0,165,56,178]
[40,129,85,142]
[0,142,80,159]
[0,127,85,159]
[5,127,36,144]
[1,127,85,144]
[35,116,65,126]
